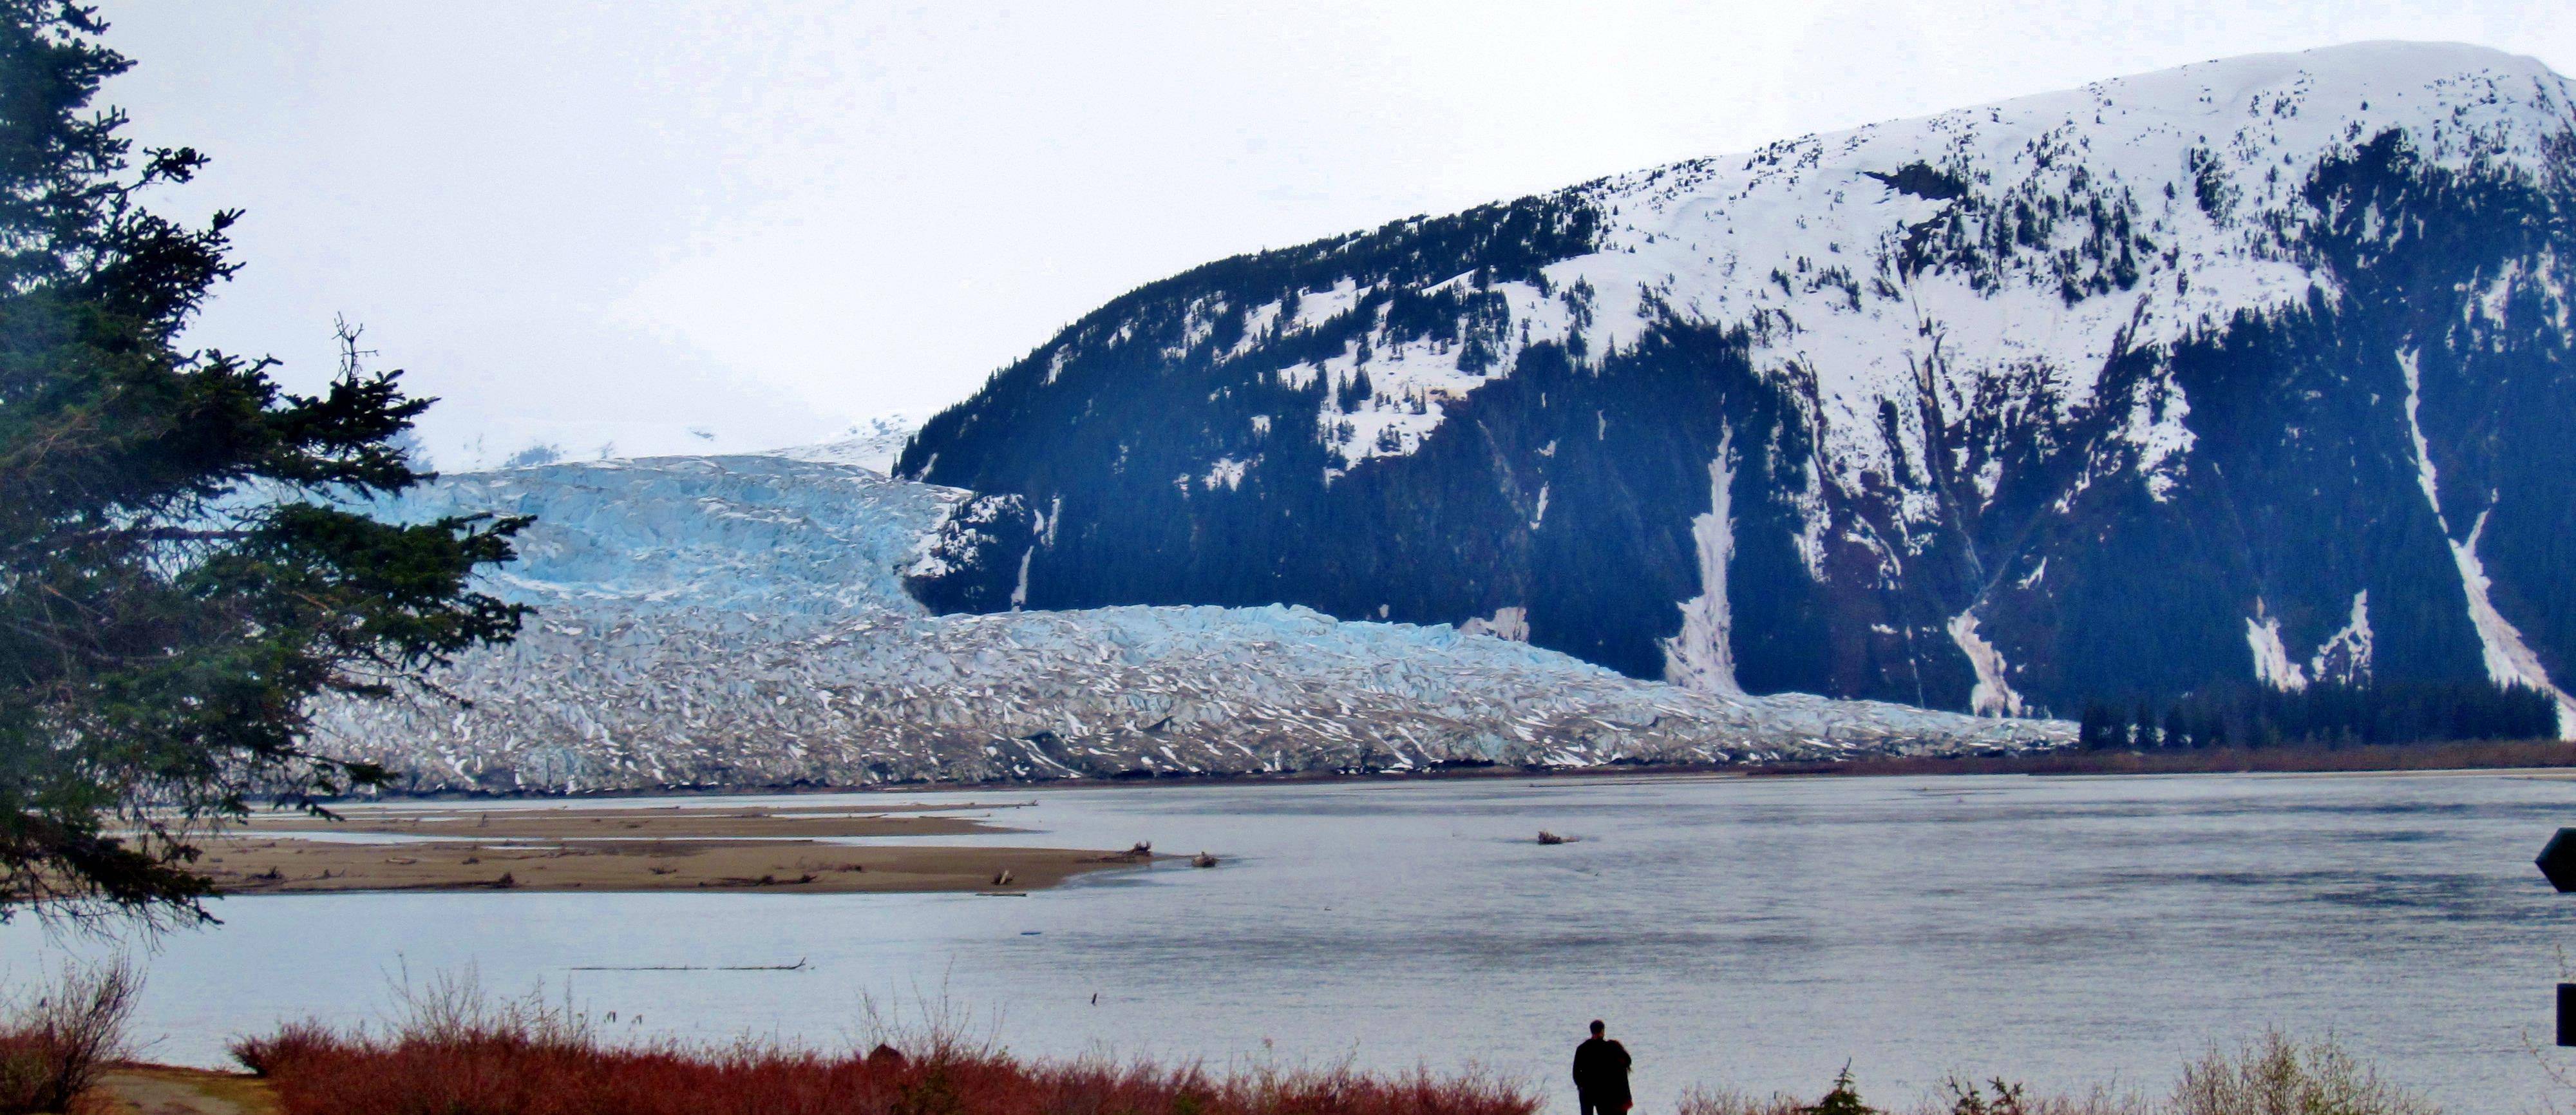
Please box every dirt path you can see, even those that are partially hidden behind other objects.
[87,1067,278,1115]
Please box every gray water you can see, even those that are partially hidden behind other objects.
[8,770,2574,1111]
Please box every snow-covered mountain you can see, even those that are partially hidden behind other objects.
[898,43,2576,733]
[773,413,923,475]
[314,450,2061,794]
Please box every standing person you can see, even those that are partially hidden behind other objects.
[1571,1019,1632,1115]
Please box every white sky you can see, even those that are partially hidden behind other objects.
[98,1,2576,468]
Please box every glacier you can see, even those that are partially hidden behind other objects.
[313,445,2065,794]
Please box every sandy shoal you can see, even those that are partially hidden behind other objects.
[198,837,1144,895]
[196,801,1150,895]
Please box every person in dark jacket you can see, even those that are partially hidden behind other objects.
[1571,1019,1631,1115]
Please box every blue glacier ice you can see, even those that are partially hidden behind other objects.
[315,446,2068,792]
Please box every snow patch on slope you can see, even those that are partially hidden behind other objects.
[2246,604,2309,691]
[2398,348,2575,735]
[1202,456,1251,491]
[1662,429,1740,693]
[1292,278,1365,331]
[2452,510,2571,734]
[1948,609,2027,717]
[2312,589,2374,685]
[1460,606,1531,642]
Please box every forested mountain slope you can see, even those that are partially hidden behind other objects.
[898,43,2576,733]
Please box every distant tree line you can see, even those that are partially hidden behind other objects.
[2075,681,2557,750]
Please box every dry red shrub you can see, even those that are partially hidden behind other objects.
[230,1022,1535,1115]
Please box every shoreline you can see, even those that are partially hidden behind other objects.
[300,737,2576,804]
[1742,737,2576,779]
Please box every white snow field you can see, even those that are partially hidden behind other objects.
[1266,43,2571,488]
[314,449,2064,792]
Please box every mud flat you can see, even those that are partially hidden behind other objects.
[196,801,1149,895]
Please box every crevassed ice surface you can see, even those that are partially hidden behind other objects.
[12,772,2568,1113]
[360,452,965,616]
[317,451,2063,792]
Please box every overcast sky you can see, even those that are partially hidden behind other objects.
[97,1,2576,467]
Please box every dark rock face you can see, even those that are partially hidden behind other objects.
[899,45,2576,729]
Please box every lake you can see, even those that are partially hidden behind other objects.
[9,770,2573,1112]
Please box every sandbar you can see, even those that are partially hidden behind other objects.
[194,801,1150,895]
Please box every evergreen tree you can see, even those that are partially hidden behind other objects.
[2077,701,2115,750]
[0,2,529,925]
[2078,680,2556,753]
[1803,1065,1880,1115]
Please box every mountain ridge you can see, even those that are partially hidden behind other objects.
[896,41,2576,734]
